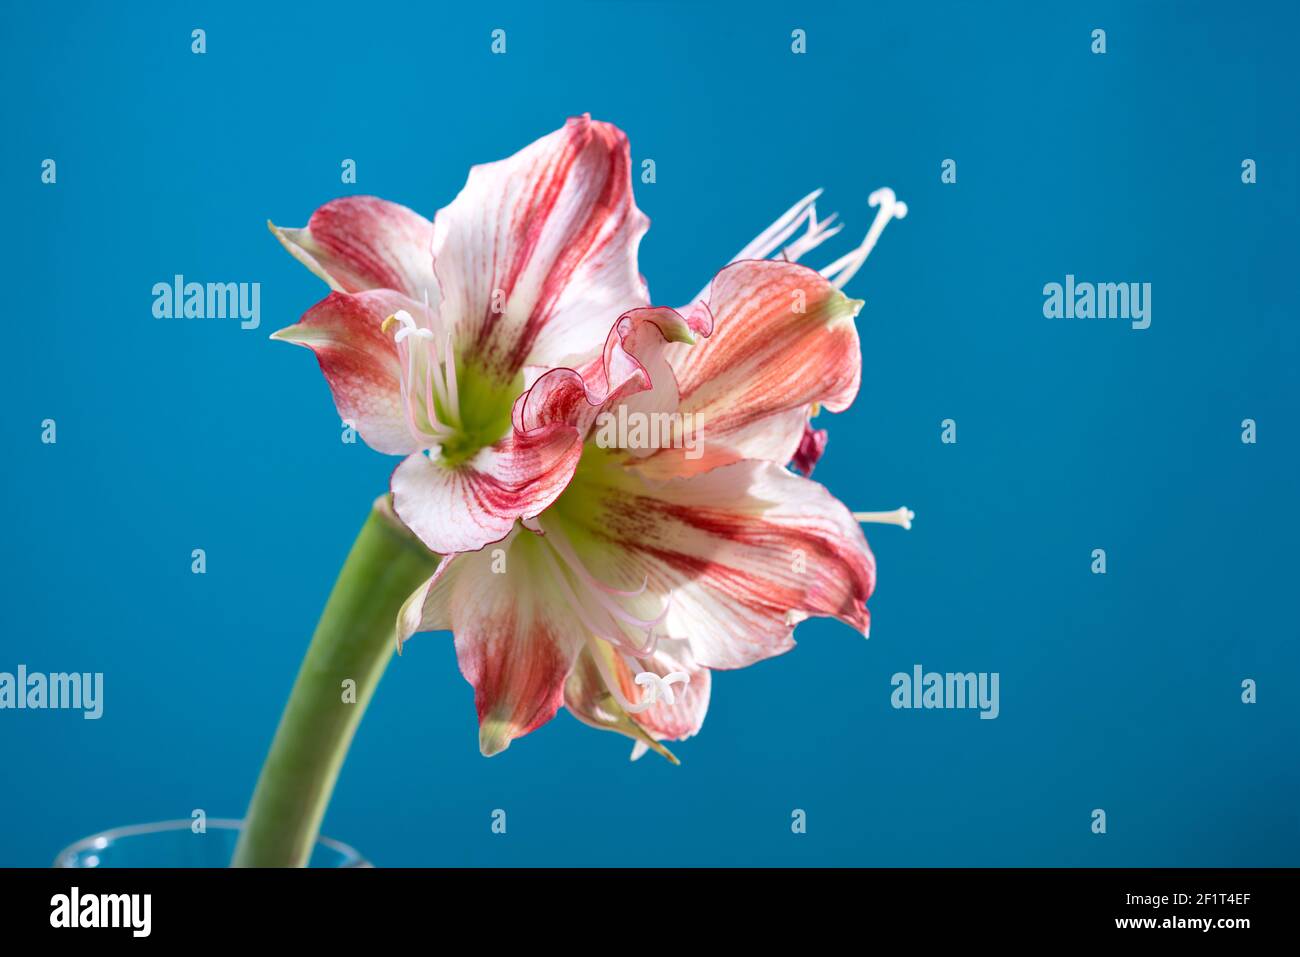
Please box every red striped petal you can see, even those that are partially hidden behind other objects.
[398,535,586,756]
[271,196,437,298]
[431,115,650,380]
[512,305,707,440]
[271,289,422,455]
[571,458,875,670]
[390,423,583,555]
[640,259,862,477]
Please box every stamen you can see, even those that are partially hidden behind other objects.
[543,525,652,599]
[820,188,908,290]
[584,638,641,713]
[442,331,461,427]
[536,528,688,719]
[421,322,451,420]
[688,190,844,303]
[689,186,907,305]
[782,209,842,262]
[624,670,690,713]
[536,537,661,658]
[392,338,428,446]
[536,520,671,662]
[380,306,460,445]
[582,638,688,716]
[852,507,915,530]
[732,188,824,262]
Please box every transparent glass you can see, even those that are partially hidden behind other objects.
[53,819,369,868]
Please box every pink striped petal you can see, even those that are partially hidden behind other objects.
[271,289,423,455]
[640,260,863,478]
[390,423,583,555]
[270,196,437,298]
[575,458,875,670]
[431,115,650,380]
[398,532,586,756]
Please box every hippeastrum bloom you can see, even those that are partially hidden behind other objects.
[241,122,911,867]
[396,178,912,759]
[270,115,649,554]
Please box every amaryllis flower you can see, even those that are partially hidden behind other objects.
[270,115,649,553]
[396,181,912,759]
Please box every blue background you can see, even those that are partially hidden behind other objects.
[1,0,1296,867]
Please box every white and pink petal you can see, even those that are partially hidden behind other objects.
[390,423,583,555]
[572,458,876,670]
[642,259,863,478]
[431,115,650,380]
[397,532,587,756]
[512,305,709,444]
[271,289,424,456]
[270,196,438,298]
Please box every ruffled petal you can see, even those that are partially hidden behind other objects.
[397,532,586,755]
[641,259,862,478]
[390,423,583,555]
[512,305,707,441]
[431,115,650,379]
[271,289,423,455]
[270,196,437,298]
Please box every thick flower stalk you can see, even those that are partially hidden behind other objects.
[233,496,437,866]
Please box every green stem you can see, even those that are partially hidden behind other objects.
[232,495,439,867]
